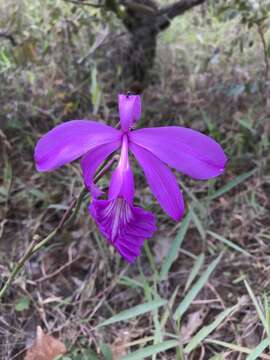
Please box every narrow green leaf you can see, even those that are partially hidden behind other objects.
[91,65,101,115]
[160,211,191,280]
[121,340,178,360]
[179,181,203,211]
[3,156,12,193]
[244,280,268,334]
[264,294,270,335]
[160,286,180,329]
[29,188,46,200]
[100,343,113,360]
[118,276,147,290]
[152,289,163,346]
[184,253,205,292]
[173,253,222,320]
[206,339,270,358]
[208,230,251,257]
[208,170,254,200]
[79,349,99,360]
[246,337,270,360]
[190,208,206,240]
[98,299,166,327]
[15,297,31,312]
[184,305,236,353]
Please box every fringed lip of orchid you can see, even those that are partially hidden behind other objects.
[34,94,227,262]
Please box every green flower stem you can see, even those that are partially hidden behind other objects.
[0,156,118,301]
[0,239,38,301]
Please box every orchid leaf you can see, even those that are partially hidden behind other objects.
[98,299,167,327]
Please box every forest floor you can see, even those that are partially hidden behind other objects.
[0,3,270,359]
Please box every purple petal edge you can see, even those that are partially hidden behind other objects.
[89,198,156,263]
[81,140,121,198]
[35,120,121,172]
[118,94,141,132]
[129,126,227,180]
[129,142,185,221]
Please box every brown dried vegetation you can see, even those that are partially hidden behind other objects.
[0,1,270,359]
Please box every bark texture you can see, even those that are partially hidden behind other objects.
[113,0,207,87]
[66,0,207,88]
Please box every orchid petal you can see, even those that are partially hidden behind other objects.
[89,198,156,262]
[109,134,134,203]
[129,127,227,179]
[35,120,121,172]
[81,141,121,198]
[129,142,184,221]
[118,94,141,131]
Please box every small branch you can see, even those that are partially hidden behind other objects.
[63,0,103,7]
[0,32,17,46]
[0,156,117,301]
[94,155,118,182]
[121,1,157,16]
[257,24,269,80]
[157,0,207,31]
[0,238,38,300]
[158,0,206,17]
[36,256,82,282]
[63,187,88,228]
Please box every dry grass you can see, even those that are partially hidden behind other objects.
[0,2,270,359]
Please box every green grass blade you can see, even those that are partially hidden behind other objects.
[244,280,268,335]
[205,339,248,353]
[98,299,167,327]
[160,286,180,329]
[184,253,205,292]
[179,181,205,212]
[184,305,236,354]
[208,230,251,257]
[100,343,113,360]
[190,208,206,240]
[118,276,144,289]
[246,337,270,360]
[173,253,222,321]
[264,294,270,335]
[121,340,179,360]
[206,339,270,359]
[208,170,255,200]
[160,211,192,280]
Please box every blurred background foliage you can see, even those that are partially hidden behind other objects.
[0,0,270,125]
[0,0,270,359]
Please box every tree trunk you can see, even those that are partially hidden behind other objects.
[121,0,159,87]
[105,0,207,90]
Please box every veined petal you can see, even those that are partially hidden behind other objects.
[129,142,184,221]
[81,140,121,197]
[129,127,227,179]
[89,198,156,263]
[109,134,134,203]
[118,94,141,131]
[35,120,121,172]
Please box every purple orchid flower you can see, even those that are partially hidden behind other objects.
[35,94,227,262]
